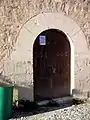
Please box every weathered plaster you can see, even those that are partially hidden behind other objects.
[0,0,90,100]
[0,0,90,70]
[3,12,89,101]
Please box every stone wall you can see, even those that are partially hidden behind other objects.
[0,0,90,100]
[0,0,90,68]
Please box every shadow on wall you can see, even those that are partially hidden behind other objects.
[0,72,34,101]
[13,85,33,102]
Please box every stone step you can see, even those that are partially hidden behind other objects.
[37,96,73,106]
[37,100,50,106]
[72,89,90,101]
[53,96,73,104]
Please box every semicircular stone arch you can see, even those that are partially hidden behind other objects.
[1,0,90,73]
[10,12,88,60]
[4,12,90,101]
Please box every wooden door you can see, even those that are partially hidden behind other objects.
[33,29,70,102]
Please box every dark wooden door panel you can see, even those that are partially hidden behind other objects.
[33,29,70,101]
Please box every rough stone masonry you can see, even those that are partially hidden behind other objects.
[0,0,90,101]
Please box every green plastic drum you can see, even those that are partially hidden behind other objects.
[0,85,13,120]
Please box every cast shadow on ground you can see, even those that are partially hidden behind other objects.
[12,85,73,119]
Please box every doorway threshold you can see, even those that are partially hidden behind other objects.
[37,96,73,106]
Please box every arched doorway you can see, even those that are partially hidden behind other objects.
[33,29,71,102]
